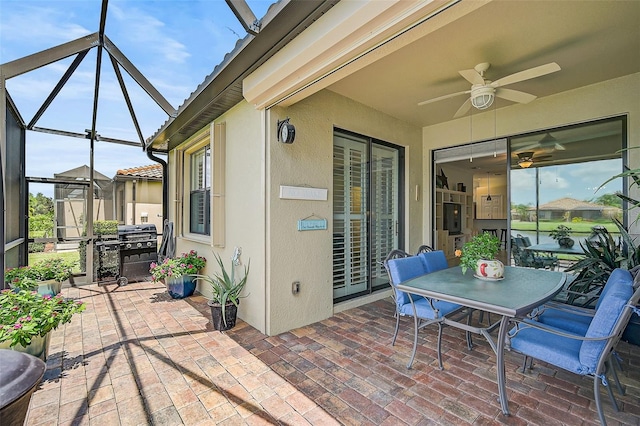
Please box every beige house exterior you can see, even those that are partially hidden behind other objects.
[114,164,163,231]
[146,1,640,335]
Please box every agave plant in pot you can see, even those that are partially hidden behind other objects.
[455,232,503,280]
[196,248,249,331]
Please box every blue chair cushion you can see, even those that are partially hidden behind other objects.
[537,269,633,335]
[509,322,584,374]
[595,268,633,310]
[387,256,428,306]
[397,297,461,320]
[537,308,591,335]
[419,250,449,273]
[579,278,632,372]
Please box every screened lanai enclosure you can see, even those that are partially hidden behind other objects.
[0,0,178,284]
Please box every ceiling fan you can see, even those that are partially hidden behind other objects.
[520,132,565,152]
[418,62,561,118]
[515,151,552,168]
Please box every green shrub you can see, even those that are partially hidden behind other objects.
[28,243,45,253]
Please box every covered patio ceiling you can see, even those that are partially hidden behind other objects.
[326,1,639,129]
[322,1,639,173]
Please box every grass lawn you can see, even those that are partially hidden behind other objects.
[29,250,81,273]
[511,220,618,234]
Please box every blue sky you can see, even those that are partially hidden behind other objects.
[510,158,622,206]
[0,0,272,196]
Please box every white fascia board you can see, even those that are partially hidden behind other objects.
[242,0,457,109]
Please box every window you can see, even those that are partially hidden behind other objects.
[189,145,211,235]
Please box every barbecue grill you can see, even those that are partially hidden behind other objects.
[117,224,158,285]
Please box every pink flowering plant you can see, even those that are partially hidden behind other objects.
[0,289,86,347]
[5,257,76,286]
[149,250,207,282]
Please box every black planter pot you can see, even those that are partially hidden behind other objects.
[0,350,46,426]
[208,301,238,331]
[558,237,575,248]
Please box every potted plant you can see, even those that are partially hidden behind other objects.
[549,224,574,248]
[4,257,75,296]
[0,289,85,360]
[149,250,206,299]
[455,232,503,279]
[195,250,249,331]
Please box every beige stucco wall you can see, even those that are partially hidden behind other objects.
[422,73,640,241]
[266,89,423,335]
[169,101,266,333]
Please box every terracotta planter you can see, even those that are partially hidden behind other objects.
[208,301,238,331]
[0,333,51,362]
[165,275,197,299]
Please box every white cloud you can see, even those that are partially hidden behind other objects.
[0,5,92,55]
[108,3,190,64]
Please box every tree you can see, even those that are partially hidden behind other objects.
[29,192,54,216]
[590,193,622,208]
[514,203,531,222]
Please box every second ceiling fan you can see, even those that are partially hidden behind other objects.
[418,62,561,118]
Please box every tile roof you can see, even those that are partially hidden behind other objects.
[534,197,616,211]
[116,164,163,179]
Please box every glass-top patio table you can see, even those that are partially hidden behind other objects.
[396,265,567,416]
[525,242,585,256]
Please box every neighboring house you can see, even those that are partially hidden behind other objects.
[54,166,114,240]
[143,1,640,336]
[532,197,621,222]
[113,164,163,230]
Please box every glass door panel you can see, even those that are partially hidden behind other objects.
[333,131,402,300]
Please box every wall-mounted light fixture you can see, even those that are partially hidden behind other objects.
[277,118,295,144]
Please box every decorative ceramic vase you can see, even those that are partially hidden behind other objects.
[165,275,197,299]
[0,333,51,361]
[475,259,505,280]
[208,301,238,331]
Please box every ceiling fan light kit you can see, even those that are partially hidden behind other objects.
[470,86,495,110]
[418,62,561,117]
[517,151,534,168]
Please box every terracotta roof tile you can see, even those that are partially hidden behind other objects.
[116,164,163,179]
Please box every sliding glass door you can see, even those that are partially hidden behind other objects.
[333,130,403,301]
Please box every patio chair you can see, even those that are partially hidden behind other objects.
[529,268,634,397]
[512,237,558,269]
[416,244,434,254]
[385,255,465,369]
[508,275,640,425]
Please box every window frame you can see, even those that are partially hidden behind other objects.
[176,122,225,246]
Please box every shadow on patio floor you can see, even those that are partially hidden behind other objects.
[24,281,640,425]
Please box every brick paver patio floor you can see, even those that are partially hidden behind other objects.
[23,281,640,425]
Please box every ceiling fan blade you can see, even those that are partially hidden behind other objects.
[453,98,472,118]
[491,62,561,87]
[418,90,470,106]
[554,143,566,151]
[458,68,484,85]
[495,88,537,104]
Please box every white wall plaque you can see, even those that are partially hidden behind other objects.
[279,185,328,201]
